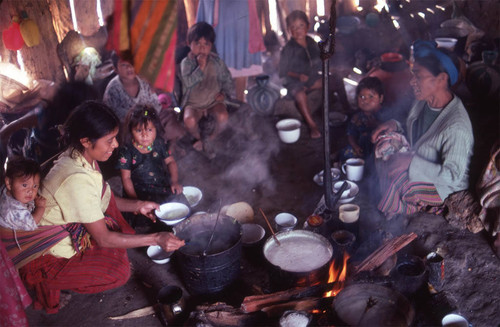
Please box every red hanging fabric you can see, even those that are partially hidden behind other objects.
[2,22,24,50]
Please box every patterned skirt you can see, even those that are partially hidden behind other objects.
[378,169,444,218]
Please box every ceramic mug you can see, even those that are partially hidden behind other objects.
[338,204,360,223]
[342,158,365,181]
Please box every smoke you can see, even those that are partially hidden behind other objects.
[177,103,280,209]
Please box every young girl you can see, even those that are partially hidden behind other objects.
[117,105,183,204]
[341,77,385,161]
[0,157,46,231]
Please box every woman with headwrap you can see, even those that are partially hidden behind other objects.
[371,40,474,219]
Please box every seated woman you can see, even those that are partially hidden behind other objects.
[10,101,184,313]
[371,40,473,219]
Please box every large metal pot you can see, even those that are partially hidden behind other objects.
[263,230,334,291]
[173,213,242,295]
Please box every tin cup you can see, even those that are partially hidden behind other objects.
[157,285,185,324]
[426,252,445,292]
[274,213,298,232]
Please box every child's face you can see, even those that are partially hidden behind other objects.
[288,18,308,42]
[132,121,157,147]
[357,88,383,113]
[116,60,136,81]
[190,37,212,56]
[5,174,40,204]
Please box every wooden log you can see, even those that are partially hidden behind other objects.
[352,233,418,274]
[190,302,263,327]
[241,282,340,313]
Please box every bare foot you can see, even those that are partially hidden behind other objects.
[310,128,321,139]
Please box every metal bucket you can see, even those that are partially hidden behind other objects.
[173,213,242,295]
[263,230,334,291]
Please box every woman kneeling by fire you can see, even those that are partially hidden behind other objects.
[371,40,473,219]
[0,101,185,313]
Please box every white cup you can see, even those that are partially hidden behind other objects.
[274,213,298,232]
[276,119,301,143]
[338,204,360,223]
[342,158,365,181]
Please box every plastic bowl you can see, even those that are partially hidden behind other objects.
[183,186,203,207]
[147,245,172,264]
[276,119,301,143]
[155,202,190,226]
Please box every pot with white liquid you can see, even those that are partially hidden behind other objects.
[263,230,334,291]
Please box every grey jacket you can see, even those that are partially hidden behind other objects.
[406,96,474,200]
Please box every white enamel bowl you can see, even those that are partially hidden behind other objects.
[313,168,341,186]
[155,202,190,226]
[147,245,172,264]
[333,180,359,203]
[183,186,203,207]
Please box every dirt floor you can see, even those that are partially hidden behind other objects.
[24,84,499,326]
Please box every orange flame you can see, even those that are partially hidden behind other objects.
[324,252,349,297]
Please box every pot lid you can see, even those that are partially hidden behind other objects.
[333,283,414,326]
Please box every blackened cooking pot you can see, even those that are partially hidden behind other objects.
[263,230,334,291]
[173,213,242,295]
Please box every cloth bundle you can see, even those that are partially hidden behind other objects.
[375,132,410,161]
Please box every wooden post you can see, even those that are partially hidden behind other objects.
[319,0,337,210]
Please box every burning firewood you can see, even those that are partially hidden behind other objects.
[241,282,341,313]
[352,232,418,274]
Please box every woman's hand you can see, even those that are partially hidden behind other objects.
[371,120,398,143]
[137,201,160,222]
[171,183,183,195]
[156,232,186,252]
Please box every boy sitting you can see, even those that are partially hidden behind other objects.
[180,22,235,157]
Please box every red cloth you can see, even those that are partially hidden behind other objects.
[18,193,134,314]
[0,238,31,327]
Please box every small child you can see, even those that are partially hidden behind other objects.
[0,157,46,231]
[279,10,322,139]
[180,21,234,156]
[117,105,183,204]
[341,77,385,161]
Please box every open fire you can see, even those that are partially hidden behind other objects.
[324,252,350,297]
